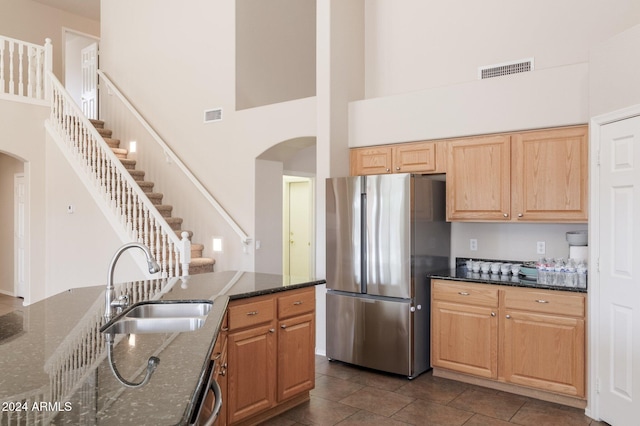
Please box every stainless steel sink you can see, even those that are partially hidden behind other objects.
[101,301,213,335]
[125,302,212,319]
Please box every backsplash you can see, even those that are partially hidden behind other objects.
[450,222,588,268]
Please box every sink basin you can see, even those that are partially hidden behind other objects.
[101,301,213,335]
[125,301,212,319]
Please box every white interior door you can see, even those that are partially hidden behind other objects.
[14,173,25,298]
[597,115,640,425]
[81,42,98,119]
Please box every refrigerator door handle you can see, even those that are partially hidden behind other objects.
[360,190,367,294]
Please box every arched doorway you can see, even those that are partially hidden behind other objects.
[255,137,316,276]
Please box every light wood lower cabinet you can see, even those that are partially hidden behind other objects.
[218,287,315,425]
[431,279,586,402]
[501,287,585,397]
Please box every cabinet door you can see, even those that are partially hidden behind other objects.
[277,313,315,402]
[511,126,588,222]
[392,142,436,173]
[350,147,392,175]
[447,135,511,221]
[431,300,498,379]
[227,324,276,423]
[502,309,585,397]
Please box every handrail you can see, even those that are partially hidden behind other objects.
[47,70,190,277]
[0,36,51,101]
[96,70,251,246]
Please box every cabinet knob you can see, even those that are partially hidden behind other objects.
[491,312,496,317]
[396,167,401,171]
[269,328,275,333]
[385,168,390,172]
[503,213,509,218]
[518,213,523,218]
[506,314,511,319]
[281,324,287,329]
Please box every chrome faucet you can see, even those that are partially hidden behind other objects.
[104,242,161,322]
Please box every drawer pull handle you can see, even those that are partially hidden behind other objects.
[212,352,222,360]
[535,299,549,304]
[247,311,258,316]
[221,326,229,332]
[458,291,470,296]
[293,301,303,305]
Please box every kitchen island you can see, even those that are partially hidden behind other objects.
[0,271,324,425]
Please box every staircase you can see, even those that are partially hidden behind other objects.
[89,118,215,274]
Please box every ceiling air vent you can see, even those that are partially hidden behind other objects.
[478,58,534,80]
[204,108,223,123]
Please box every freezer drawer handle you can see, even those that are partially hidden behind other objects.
[293,301,303,305]
[458,291,470,296]
[247,311,258,316]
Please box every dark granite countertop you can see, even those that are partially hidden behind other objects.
[0,271,324,425]
[429,267,587,293]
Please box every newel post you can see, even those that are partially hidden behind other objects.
[43,38,52,101]
[180,231,191,276]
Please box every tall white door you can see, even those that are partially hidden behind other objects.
[597,115,640,425]
[81,42,98,119]
[14,173,26,298]
[284,179,312,277]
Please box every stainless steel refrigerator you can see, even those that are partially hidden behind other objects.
[326,173,450,378]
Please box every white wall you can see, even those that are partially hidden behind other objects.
[236,0,316,110]
[0,101,49,304]
[44,133,154,295]
[590,24,640,117]
[364,0,640,98]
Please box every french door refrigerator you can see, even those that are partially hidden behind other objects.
[326,173,450,378]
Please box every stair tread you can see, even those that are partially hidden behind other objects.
[89,119,104,128]
[190,257,216,266]
[111,147,128,154]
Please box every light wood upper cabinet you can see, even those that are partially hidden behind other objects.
[350,146,392,175]
[511,127,588,222]
[350,141,443,175]
[447,125,588,222]
[446,135,511,221]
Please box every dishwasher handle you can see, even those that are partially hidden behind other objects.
[201,379,222,426]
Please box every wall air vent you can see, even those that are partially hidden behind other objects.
[478,58,534,80]
[204,108,223,123]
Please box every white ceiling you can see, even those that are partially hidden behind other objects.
[32,0,100,21]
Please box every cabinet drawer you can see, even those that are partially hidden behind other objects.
[278,288,315,319]
[228,298,275,331]
[432,280,498,307]
[503,288,585,317]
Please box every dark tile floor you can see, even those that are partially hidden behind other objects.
[264,356,607,426]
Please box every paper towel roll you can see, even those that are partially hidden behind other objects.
[569,245,588,261]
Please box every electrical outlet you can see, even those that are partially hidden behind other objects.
[536,241,546,254]
[470,239,478,251]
